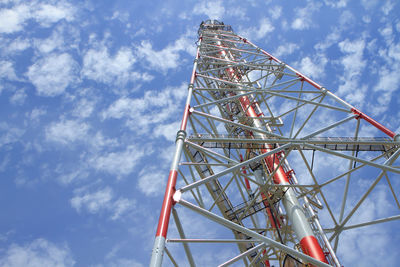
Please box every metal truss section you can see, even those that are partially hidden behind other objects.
[187,135,398,152]
[150,20,400,267]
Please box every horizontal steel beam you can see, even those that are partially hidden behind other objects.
[167,239,262,243]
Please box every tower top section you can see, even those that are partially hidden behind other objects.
[198,19,233,35]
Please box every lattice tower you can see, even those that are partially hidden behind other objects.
[150,20,400,267]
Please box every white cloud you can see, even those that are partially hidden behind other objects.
[106,258,144,267]
[82,44,152,85]
[293,55,328,80]
[27,53,78,97]
[361,0,379,10]
[34,30,64,54]
[58,169,89,185]
[136,32,195,72]
[72,98,95,118]
[138,167,167,196]
[0,4,30,34]
[102,244,145,267]
[323,0,348,8]
[291,2,321,30]
[153,121,180,142]
[336,39,367,106]
[0,123,24,148]
[273,43,299,58]
[109,10,129,23]
[90,145,148,177]
[268,6,282,20]
[33,2,74,27]
[374,67,400,93]
[88,132,118,151]
[0,238,75,267]
[370,64,400,114]
[225,6,247,21]
[396,22,400,33]
[45,119,89,144]
[111,198,135,220]
[0,60,18,81]
[193,0,225,20]
[388,42,400,61]
[0,61,18,80]
[102,83,187,134]
[70,187,135,220]
[27,108,47,123]
[71,187,113,214]
[338,39,366,71]
[339,10,355,28]
[1,37,31,54]
[314,29,341,51]
[10,89,26,105]
[366,39,400,114]
[362,15,371,24]
[381,1,395,15]
[0,1,75,34]
[379,24,394,44]
[239,18,274,41]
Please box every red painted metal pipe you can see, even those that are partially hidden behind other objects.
[155,170,178,237]
[352,108,396,138]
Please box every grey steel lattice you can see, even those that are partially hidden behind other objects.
[150,20,400,267]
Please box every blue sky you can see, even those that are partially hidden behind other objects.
[0,0,399,266]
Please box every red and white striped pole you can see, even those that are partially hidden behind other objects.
[149,37,202,267]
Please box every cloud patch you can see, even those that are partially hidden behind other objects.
[293,55,327,80]
[27,53,78,97]
[90,145,148,177]
[336,38,367,106]
[138,167,166,196]
[0,1,75,34]
[239,18,274,41]
[70,186,135,220]
[45,119,89,144]
[0,238,75,267]
[0,61,18,81]
[136,32,195,72]
[291,2,321,30]
[82,45,152,85]
[102,83,187,134]
[193,0,225,20]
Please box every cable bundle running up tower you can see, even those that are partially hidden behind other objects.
[150,20,400,267]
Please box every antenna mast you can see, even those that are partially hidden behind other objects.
[150,20,400,267]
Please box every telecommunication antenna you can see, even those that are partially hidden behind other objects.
[150,20,400,267]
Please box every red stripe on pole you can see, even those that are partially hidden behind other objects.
[263,154,290,184]
[156,170,178,238]
[180,104,191,131]
[351,108,396,138]
[300,235,328,264]
[296,73,322,90]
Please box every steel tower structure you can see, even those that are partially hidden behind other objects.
[150,20,400,267]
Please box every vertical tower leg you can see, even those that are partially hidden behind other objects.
[150,39,201,266]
